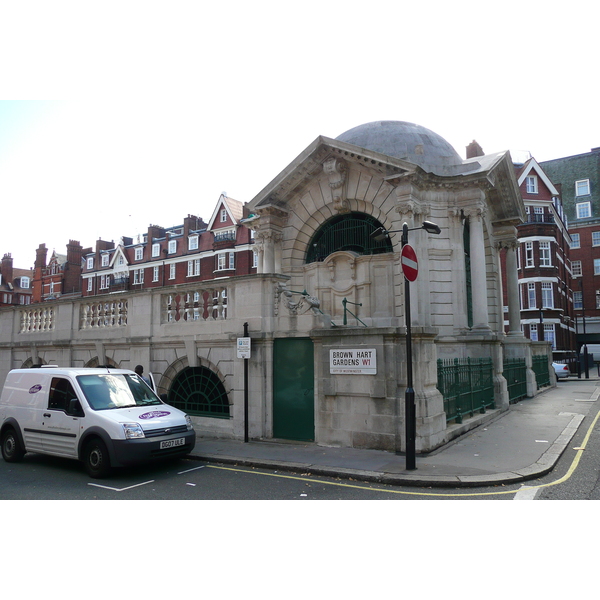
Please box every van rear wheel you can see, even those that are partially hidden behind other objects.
[83,438,111,478]
[1,428,25,463]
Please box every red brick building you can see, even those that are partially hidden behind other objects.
[0,253,33,306]
[81,194,255,296]
[500,156,574,351]
[32,240,87,303]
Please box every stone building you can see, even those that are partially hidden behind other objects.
[0,121,549,455]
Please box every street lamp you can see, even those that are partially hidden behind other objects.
[577,277,589,379]
[370,220,441,470]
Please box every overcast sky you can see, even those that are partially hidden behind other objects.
[1,0,597,268]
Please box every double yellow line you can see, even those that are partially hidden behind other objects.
[207,406,600,498]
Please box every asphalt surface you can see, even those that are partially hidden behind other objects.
[189,375,600,487]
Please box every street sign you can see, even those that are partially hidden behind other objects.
[237,337,251,359]
[401,244,418,281]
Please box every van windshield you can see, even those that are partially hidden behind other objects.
[77,374,163,411]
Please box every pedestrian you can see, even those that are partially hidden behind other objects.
[134,364,152,387]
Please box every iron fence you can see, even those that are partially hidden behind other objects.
[503,358,527,404]
[532,355,551,388]
[437,357,495,424]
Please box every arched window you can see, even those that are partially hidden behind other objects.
[305,212,393,263]
[168,367,230,418]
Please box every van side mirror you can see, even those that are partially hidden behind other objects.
[68,398,84,417]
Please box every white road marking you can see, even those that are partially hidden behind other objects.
[178,465,205,475]
[513,485,539,500]
[88,480,155,492]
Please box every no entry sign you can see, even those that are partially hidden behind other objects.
[401,244,418,281]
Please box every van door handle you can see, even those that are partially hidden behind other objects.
[43,413,51,417]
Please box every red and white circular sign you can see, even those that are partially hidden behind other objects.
[401,244,418,282]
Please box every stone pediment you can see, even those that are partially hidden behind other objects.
[246,136,417,213]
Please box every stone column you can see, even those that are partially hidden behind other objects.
[504,239,522,336]
[467,206,491,332]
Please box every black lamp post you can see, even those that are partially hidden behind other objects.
[370,220,441,470]
[579,278,589,379]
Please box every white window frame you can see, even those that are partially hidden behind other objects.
[592,232,600,247]
[539,241,551,267]
[169,263,176,280]
[217,253,226,271]
[188,236,199,251]
[574,290,583,310]
[20,276,30,289]
[572,260,582,277]
[220,208,228,223]
[168,240,177,254]
[87,277,93,292]
[541,282,553,308]
[133,268,144,285]
[544,324,556,349]
[525,242,534,267]
[135,247,143,261]
[152,243,161,257]
[153,266,160,282]
[100,274,110,290]
[525,175,538,194]
[576,179,590,196]
[252,250,258,268]
[187,260,199,277]
[576,202,591,219]
[528,282,536,309]
[594,259,600,275]
[228,252,234,270]
[571,233,580,249]
[101,254,109,267]
[87,257,94,270]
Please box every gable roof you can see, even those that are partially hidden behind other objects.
[516,158,559,196]
[207,194,244,230]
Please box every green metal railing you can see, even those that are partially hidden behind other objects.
[503,358,527,404]
[532,355,551,389]
[437,358,495,424]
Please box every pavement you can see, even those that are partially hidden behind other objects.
[188,375,600,488]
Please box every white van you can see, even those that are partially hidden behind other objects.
[0,367,196,478]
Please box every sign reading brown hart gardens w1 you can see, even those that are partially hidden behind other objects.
[330,349,376,374]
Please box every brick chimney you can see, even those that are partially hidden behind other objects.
[64,240,84,295]
[1,253,14,286]
[466,140,485,159]
[32,244,48,303]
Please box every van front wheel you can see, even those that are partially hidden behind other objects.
[83,438,111,478]
[1,428,25,462]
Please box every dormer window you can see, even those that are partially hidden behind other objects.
[101,254,109,267]
[168,239,177,254]
[152,243,161,257]
[576,179,590,196]
[220,208,228,223]
[20,276,30,289]
[135,247,144,261]
[189,235,199,251]
[87,257,94,270]
[525,176,538,194]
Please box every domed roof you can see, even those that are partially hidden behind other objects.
[336,120,463,173]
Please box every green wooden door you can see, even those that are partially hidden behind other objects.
[273,338,314,441]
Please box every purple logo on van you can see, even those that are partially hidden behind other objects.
[139,410,171,420]
[29,384,42,394]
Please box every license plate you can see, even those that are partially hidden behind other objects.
[160,437,185,449]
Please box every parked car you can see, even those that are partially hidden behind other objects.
[552,362,570,379]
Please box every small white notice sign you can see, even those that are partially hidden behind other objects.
[237,337,251,359]
[330,349,376,375]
